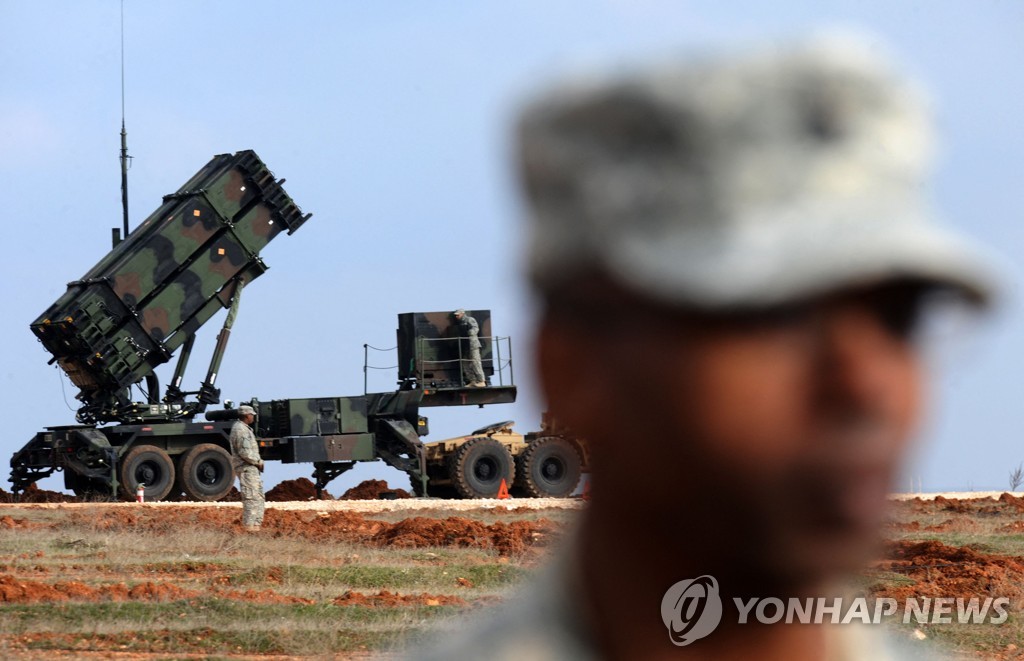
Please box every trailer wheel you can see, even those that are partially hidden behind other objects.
[515,436,581,498]
[448,437,514,499]
[119,445,176,501]
[176,444,234,501]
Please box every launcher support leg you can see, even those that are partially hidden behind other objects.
[312,462,356,499]
[198,278,244,407]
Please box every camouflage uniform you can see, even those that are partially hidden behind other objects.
[456,313,485,386]
[229,418,264,529]
[410,37,988,661]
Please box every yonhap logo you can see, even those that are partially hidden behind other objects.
[660,575,723,646]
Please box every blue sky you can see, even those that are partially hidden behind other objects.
[1,1,1021,493]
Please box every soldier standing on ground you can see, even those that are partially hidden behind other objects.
[230,404,265,531]
[412,38,1000,660]
[453,309,486,387]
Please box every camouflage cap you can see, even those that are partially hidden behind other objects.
[237,405,256,417]
[516,37,997,309]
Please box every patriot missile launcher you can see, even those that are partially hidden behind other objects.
[12,150,317,499]
[10,151,584,502]
[30,149,309,425]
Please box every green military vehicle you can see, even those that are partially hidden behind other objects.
[9,151,586,502]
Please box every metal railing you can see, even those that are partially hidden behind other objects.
[362,336,514,394]
[362,343,397,395]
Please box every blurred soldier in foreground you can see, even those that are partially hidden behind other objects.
[412,38,997,660]
[453,309,486,387]
[230,405,265,531]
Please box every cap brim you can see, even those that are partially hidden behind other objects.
[608,211,999,311]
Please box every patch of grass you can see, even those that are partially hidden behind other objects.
[367,508,580,526]
[228,562,527,590]
[0,598,461,632]
[851,570,917,594]
[890,532,1024,556]
[12,625,400,656]
[884,613,1024,657]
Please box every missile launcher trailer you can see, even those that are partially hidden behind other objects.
[10,150,584,502]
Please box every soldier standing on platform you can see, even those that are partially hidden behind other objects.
[453,309,486,387]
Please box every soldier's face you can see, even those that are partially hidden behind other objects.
[539,282,924,585]
[242,413,255,425]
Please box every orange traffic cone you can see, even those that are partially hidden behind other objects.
[581,480,591,501]
[497,478,510,500]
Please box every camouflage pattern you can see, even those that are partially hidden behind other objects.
[396,311,495,387]
[229,419,262,472]
[516,41,996,311]
[455,313,485,385]
[230,418,264,528]
[237,465,265,528]
[464,344,484,385]
[251,392,427,464]
[256,396,369,438]
[279,433,376,463]
[30,150,311,423]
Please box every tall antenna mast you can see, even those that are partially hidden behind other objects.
[119,0,131,238]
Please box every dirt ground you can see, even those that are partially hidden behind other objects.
[0,479,573,659]
[2,478,416,505]
[2,488,1023,658]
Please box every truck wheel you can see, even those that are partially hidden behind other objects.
[176,444,234,501]
[448,437,514,499]
[515,436,581,498]
[119,445,176,501]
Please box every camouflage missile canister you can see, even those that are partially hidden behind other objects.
[31,150,311,421]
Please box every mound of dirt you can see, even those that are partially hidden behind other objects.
[0,574,202,604]
[266,478,332,501]
[0,484,76,504]
[996,520,1024,533]
[64,506,250,536]
[340,479,411,500]
[0,516,34,529]
[265,509,389,539]
[217,588,314,605]
[369,515,556,556]
[871,540,1024,603]
[0,575,67,603]
[931,495,973,513]
[998,492,1024,512]
[1,573,319,606]
[332,589,465,608]
[56,506,558,556]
